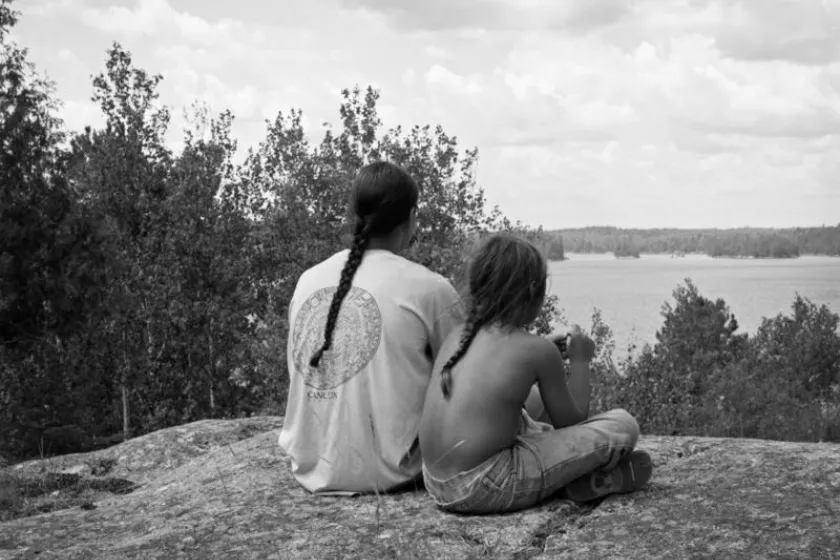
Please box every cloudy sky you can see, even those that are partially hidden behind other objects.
[12,0,840,229]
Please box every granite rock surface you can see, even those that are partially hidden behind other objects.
[1,417,838,559]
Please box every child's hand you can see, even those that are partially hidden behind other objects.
[546,331,569,354]
[566,327,596,363]
[546,325,574,356]
[547,325,593,361]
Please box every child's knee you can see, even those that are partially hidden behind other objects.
[609,408,640,442]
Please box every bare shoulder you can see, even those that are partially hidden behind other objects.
[512,330,555,352]
[483,331,555,394]
[504,331,558,368]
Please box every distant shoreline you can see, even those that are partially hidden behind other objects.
[542,225,840,260]
[549,252,840,262]
[546,226,840,233]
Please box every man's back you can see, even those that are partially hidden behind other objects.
[279,249,462,494]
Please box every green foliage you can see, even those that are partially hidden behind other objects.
[703,295,840,441]
[703,232,800,258]
[751,295,840,398]
[588,281,840,443]
[0,0,17,36]
[614,280,747,434]
[545,236,565,261]
[585,308,623,416]
[1,0,112,457]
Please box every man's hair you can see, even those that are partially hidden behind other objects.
[309,161,419,368]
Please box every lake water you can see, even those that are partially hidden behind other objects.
[548,253,840,355]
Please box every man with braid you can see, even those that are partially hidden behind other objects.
[419,234,652,514]
[279,161,464,494]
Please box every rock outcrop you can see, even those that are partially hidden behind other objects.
[1,417,838,559]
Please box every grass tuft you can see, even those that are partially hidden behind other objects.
[0,470,138,522]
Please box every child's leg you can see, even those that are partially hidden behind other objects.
[509,408,644,509]
[425,410,645,515]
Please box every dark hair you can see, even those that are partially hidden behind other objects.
[440,233,548,398]
[309,161,419,368]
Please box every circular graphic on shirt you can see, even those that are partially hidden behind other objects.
[291,285,382,390]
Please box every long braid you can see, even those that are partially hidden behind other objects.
[309,221,371,368]
[440,308,483,399]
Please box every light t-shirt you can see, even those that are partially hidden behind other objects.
[278,249,463,494]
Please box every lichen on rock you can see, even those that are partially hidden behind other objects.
[1,417,838,559]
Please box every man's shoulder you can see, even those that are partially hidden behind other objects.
[392,255,445,279]
[389,257,456,294]
[441,323,466,348]
[298,251,347,282]
[290,251,348,304]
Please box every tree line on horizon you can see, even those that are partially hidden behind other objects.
[1,0,837,464]
[547,226,840,259]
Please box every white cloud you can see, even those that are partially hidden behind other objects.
[425,64,483,95]
[78,0,246,44]
[709,0,840,65]
[339,0,634,32]
[23,0,76,18]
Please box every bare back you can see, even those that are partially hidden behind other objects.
[419,325,547,479]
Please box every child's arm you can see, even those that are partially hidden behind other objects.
[565,330,595,418]
[566,359,592,420]
[532,339,587,429]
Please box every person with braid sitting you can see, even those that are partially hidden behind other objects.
[278,161,464,495]
[419,233,652,514]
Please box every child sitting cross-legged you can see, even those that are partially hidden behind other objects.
[419,233,652,514]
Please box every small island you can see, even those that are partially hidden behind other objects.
[614,237,641,259]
